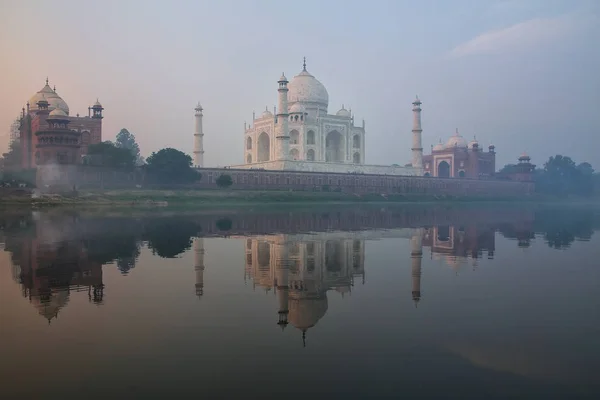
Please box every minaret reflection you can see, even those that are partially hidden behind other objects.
[246,234,365,346]
[411,228,423,307]
[193,237,205,297]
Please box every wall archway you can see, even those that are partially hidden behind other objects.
[353,134,360,149]
[289,129,300,145]
[325,130,344,162]
[307,149,315,161]
[257,132,270,162]
[438,161,450,178]
[306,130,315,145]
[458,170,466,178]
[246,154,252,163]
[246,136,252,150]
[353,152,360,164]
[290,148,300,160]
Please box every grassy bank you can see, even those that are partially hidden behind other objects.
[0,188,597,209]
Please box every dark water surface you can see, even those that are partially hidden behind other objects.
[1,205,599,399]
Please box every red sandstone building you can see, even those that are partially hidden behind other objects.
[422,129,496,179]
[19,79,103,169]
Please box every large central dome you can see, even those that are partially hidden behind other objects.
[287,64,329,112]
[28,81,70,115]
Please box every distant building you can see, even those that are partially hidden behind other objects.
[423,130,496,179]
[19,79,103,169]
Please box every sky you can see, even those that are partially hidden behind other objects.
[0,0,599,168]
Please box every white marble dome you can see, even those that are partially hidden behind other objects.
[433,142,445,152]
[289,103,306,114]
[336,106,350,117]
[468,138,479,149]
[446,130,468,148]
[261,107,273,119]
[287,69,329,110]
[49,107,68,118]
[29,83,69,115]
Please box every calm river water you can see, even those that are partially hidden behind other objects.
[0,205,599,399]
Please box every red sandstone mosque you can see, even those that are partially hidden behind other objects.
[18,79,103,169]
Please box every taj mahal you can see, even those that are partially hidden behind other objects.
[193,59,427,177]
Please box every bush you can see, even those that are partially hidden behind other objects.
[216,174,233,188]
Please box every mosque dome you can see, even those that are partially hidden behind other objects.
[433,141,445,152]
[289,103,306,114]
[49,107,68,118]
[287,66,329,110]
[468,137,479,149]
[446,130,468,148]
[288,293,328,331]
[29,82,69,115]
[336,106,351,117]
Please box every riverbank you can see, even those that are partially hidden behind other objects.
[0,188,597,209]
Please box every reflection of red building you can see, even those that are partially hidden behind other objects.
[423,130,496,179]
[19,80,103,169]
[9,220,104,323]
[422,225,496,270]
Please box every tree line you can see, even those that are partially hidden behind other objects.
[499,155,598,197]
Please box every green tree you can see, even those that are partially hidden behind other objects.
[145,148,200,184]
[86,141,136,169]
[2,140,22,168]
[115,129,143,165]
[216,174,233,188]
[536,155,594,196]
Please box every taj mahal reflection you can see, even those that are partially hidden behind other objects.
[239,235,365,345]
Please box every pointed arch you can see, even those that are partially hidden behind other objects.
[353,152,360,164]
[246,136,252,150]
[353,134,360,149]
[438,161,450,178]
[325,130,344,162]
[306,130,315,145]
[307,149,315,161]
[246,154,252,164]
[257,132,270,162]
[289,129,300,145]
[290,148,300,160]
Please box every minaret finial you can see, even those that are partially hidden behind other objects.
[302,330,307,347]
[303,57,306,71]
[46,77,49,85]
[53,85,56,92]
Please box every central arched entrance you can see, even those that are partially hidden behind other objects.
[325,131,344,162]
[438,161,450,178]
[257,132,270,162]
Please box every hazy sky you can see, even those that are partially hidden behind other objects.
[1,0,598,168]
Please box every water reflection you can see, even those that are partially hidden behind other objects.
[1,206,599,397]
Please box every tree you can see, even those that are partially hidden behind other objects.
[145,148,200,184]
[143,218,199,258]
[115,129,142,165]
[216,174,233,188]
[86,141,136,169]
[535,155,594,196]
[2,140,22,169]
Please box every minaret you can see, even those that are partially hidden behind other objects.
[193,237,205,297]
[275,73,290,161]
[194,102,204,167]
[276,246,290,330]
[410,228,423,307]
[411,96,423,171]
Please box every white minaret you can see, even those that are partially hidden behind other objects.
[411,96,423,171]
[194,102,204,167]
[193,237,205,297]
[275,74,290,161]
[410,228,423,307]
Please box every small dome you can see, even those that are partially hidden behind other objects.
[49,107,68,118]
[289,103,306,114]
[468,137,479,149]
[260,107,273,119]
[29,82,69,115]
[93,99,103,108]
[446,129,468,148]
[433,142,445,152]
[279,73,288,82]
[336,106,351,117]
[518,152,530,161]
